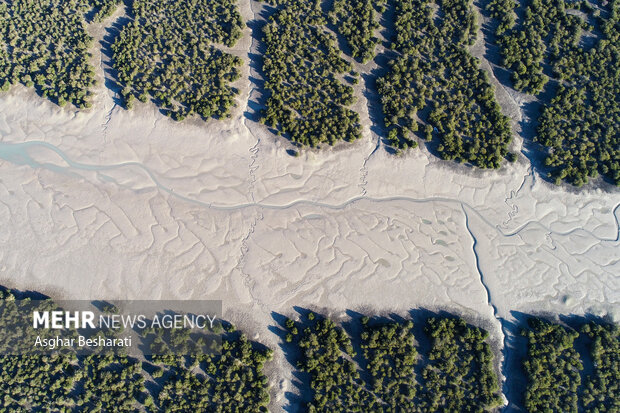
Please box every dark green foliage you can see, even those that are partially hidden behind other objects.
[1,281,618,412]
[286,313,502,412]
[285,313,380,412]
[493,0,619,186]
[536,0,620,187]
[486,0,517,36]
[0,353,78,411]
[581,322,620,412]
[522,318,582,413]
[260,0,362,148]
[495,0,590,94]
[0,0,117,108]
[507,152,518,163]
[329,0,386,62]
[360,319,417,411]
[0,288,271,412]
[378,0,514,166]
[156,334,272,411]
[0,288,146,411]
[111,0,244,120]
[75,354,147,411]
[89,0,121,22]
[418,317,503,412]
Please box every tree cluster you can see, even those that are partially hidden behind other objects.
[111,0,244,121]
[522,317,583,412]
[0,288,272,412]
[360,319,418,410]
[581,322,619,412]
[259,0,362,148]
[495,0,591,94]
[285,313,377,411]
[523,317,620,412]
[329,0,386,63]
[2,284,619,412]
[0,0,117,108]
[486,0,517,36]
[378,0,514,167]
[0,289,148,411]
[89,0,121,22]
[284,312,502,412]
[492,0,618,186]
[75,354,148,411]
[419,317,503,411]
[536,0,619,186]
[155,330,272,412]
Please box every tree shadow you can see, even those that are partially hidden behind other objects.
[500,311,531,412]
[475,0,516,90]
[342,310,378,386]
[407,308,444,361]
[99,15,131,108]
[0,285,50,300]
[244,1,276,125]
[366,0,400,153]
[559,313,615,387]
[321,0,356,60]
[518,79,561,185]
[270,310,312,412]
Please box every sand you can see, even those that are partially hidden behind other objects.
[0,0,618,410]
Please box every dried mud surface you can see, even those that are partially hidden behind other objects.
[0,1,618,410]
